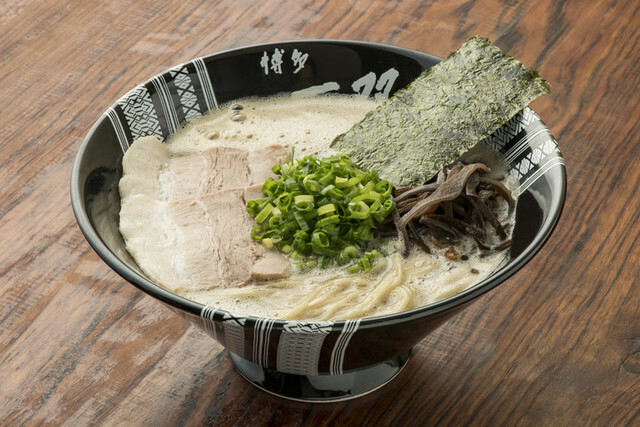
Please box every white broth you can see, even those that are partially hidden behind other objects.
[119,94,517,321]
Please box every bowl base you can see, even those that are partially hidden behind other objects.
[228,349,412,402]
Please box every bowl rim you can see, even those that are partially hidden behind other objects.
[70,38,567,330]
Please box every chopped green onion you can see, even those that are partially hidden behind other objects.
[303,175,321,194]
[280,244,292,254]
[311,231,330,248]
[346,250,382,273]
[262,238,274,249]
[276,193,293,211]
[361,256,371,271]
[246,198,269,215]
[334,176,349,188]
[317,203,336,216]
[318,172,334,185]
[268,214,285,229]
[294,194,314,204]
[321,184,344,199]
[369,199,382,214]
[346,265,361,274]
[339,246,359,264]
[262,177,283,196]
[293,211,310,232]
[348,201,370,219]
[246,153,395,271]
[375,180,393,198]
[254,203,274,223]
[294,200,314,213]
[317,214,340,227]
[251,225,264,240]
[351,193,382,204]
[359,180,375,194]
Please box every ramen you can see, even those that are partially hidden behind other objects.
[118,94,517,321]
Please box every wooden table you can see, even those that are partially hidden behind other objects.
[2,0,638,424]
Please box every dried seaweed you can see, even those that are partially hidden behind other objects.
[331,36,550,186]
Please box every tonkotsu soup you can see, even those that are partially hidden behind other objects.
[118,94,518,321]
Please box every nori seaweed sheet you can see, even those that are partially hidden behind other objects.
[331,36,550,187]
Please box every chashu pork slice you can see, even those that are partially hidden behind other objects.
[251,250,291,280]
[119,136,171,200]
[168,146,249,199]
[165,189,259,291]
[120,137,288,201]
[120,136,253,201]
[247,144,289,184]
[119,136,291,292]
[119,193,184,288]
[243,183,265,202]
[120,189,290,293]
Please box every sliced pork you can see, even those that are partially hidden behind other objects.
[119,136,170,199]
[119,136,291,292]
[248,144,289,184]
[119,193,184,287]
[251,250,292,280]
[243,183,265,202]
[167,146,249,199]
[120,137,252,201]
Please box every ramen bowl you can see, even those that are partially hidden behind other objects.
[70,40,566,402]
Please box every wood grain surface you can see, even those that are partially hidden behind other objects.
[2,0,639,425]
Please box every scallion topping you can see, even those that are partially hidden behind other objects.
[247,152,395,271]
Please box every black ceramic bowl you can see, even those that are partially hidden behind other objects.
[70,40,566,402]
